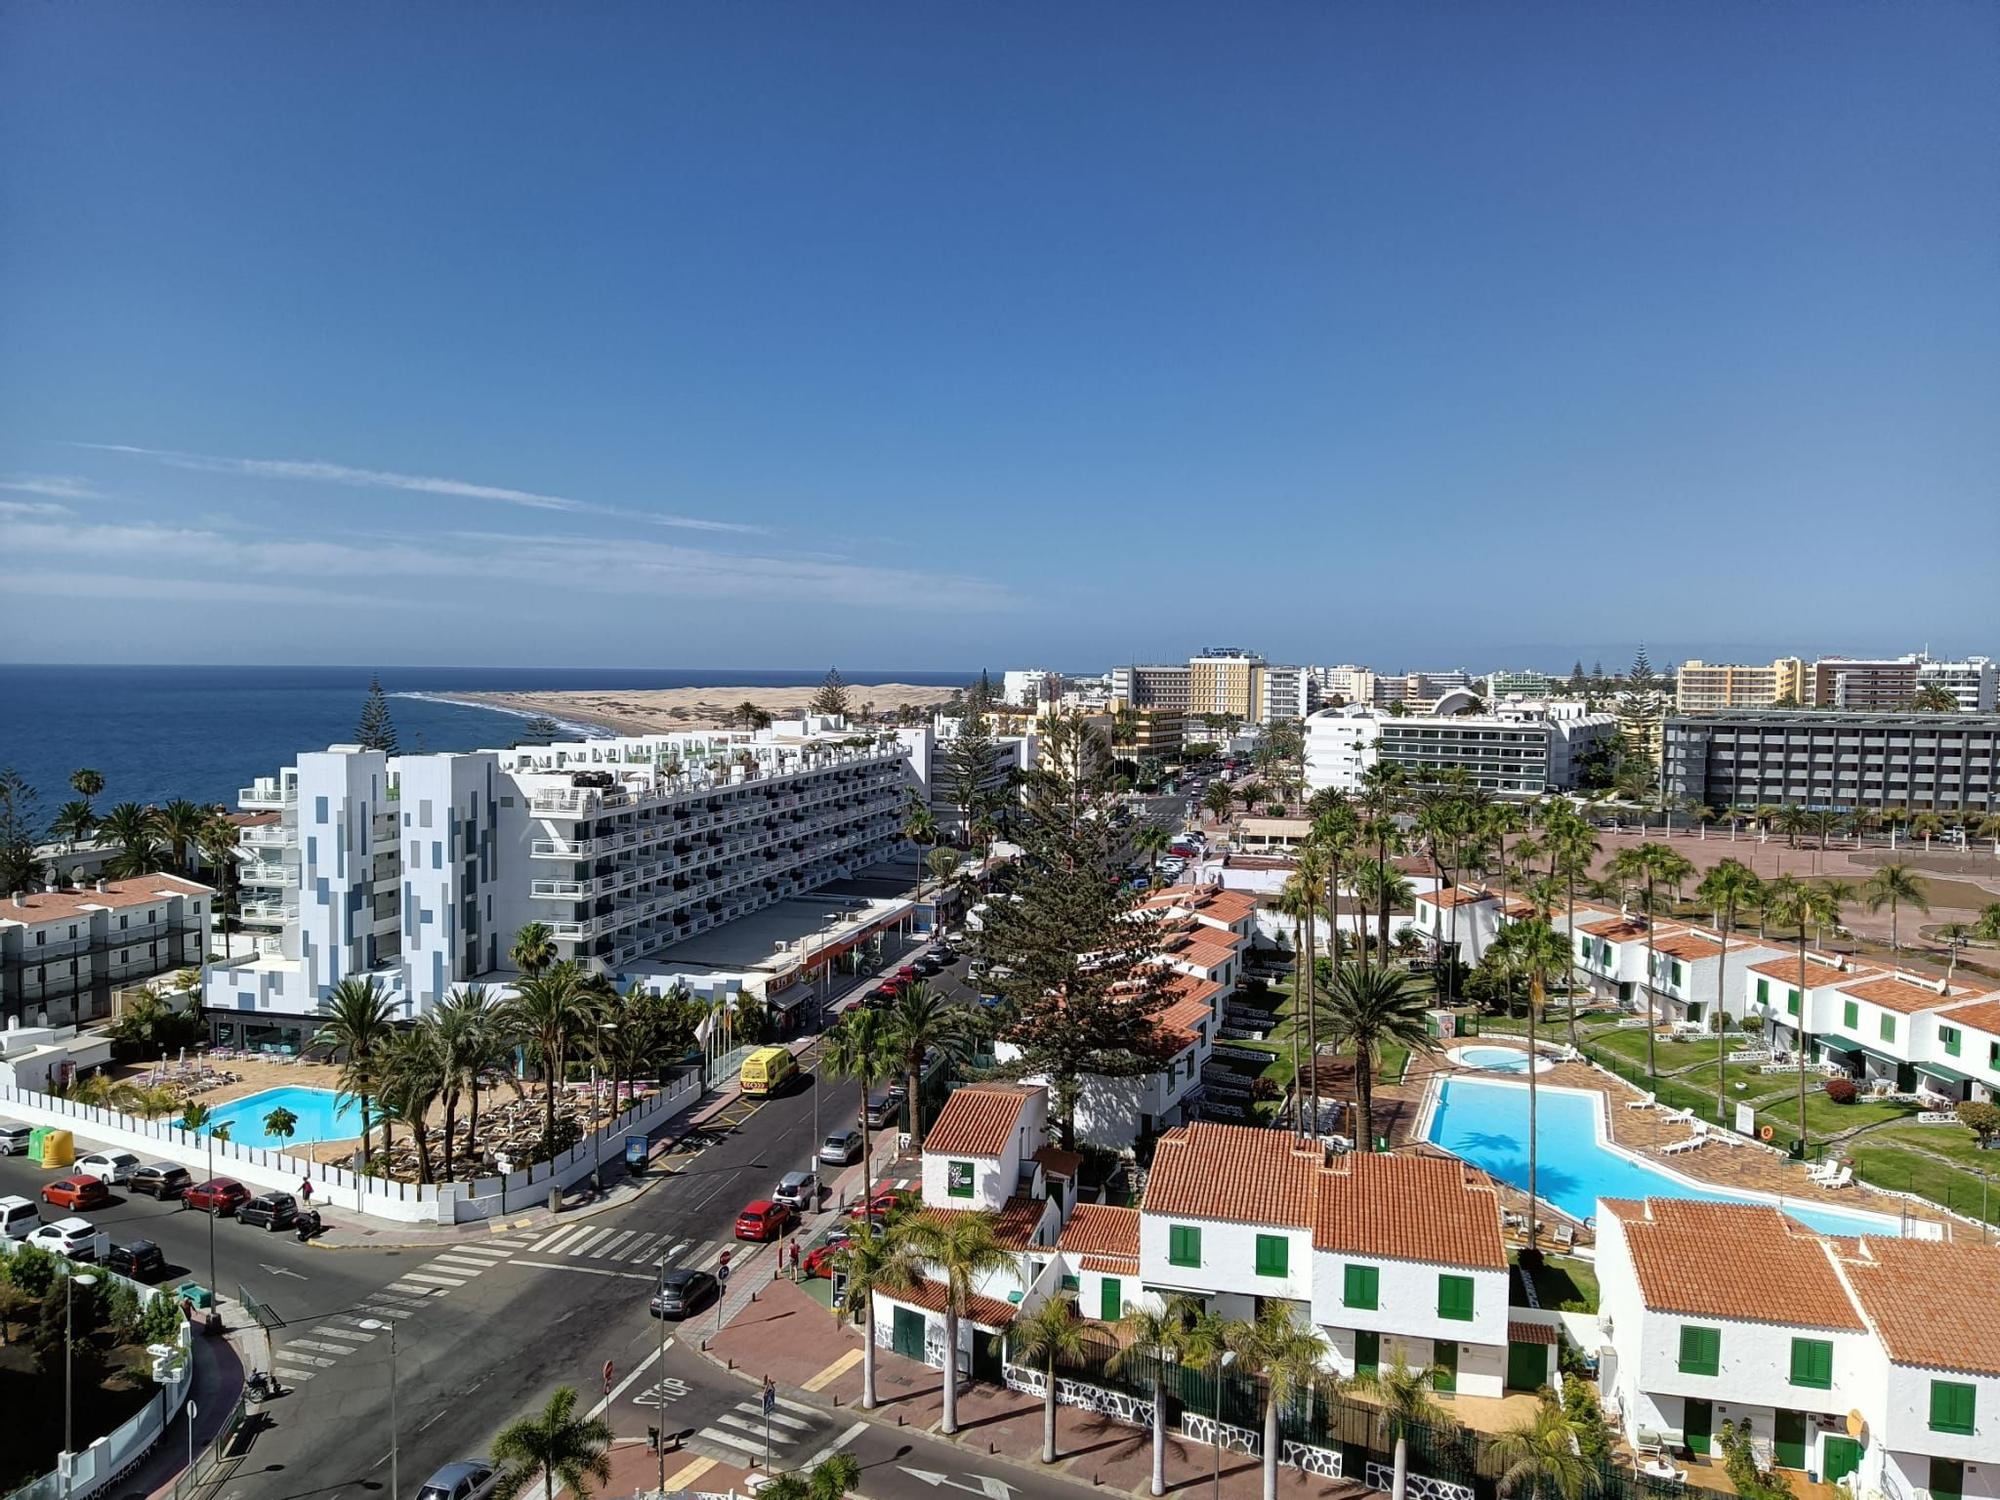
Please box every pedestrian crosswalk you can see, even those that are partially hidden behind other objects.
[686,1394,821,1466]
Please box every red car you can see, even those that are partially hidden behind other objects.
[41,1175,109,1211]
[894,966,918,984]
[801,1242,845,1279]
[845,1186,911,1224]
[185,1178,252,1216]
[734,1199,796,1242]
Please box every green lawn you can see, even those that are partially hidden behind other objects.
[1517,1253,1599,1313]
[1587,1027,1758,1076]
[1845,1142,2000,1228]
[1870,1122,2000,1173]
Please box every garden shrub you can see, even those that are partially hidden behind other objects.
[1824,1077,1858,1105]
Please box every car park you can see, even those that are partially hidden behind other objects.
[416,1462,498,1500]
[648,1268,719,1319]
[106,1239,167,1280]
[237,1191,298,1230]
[0,1125,31,1156]
[28,1217,106,1261]
[42,1175,110,1211]
[734,1199,796,1241]
[75,1151,141,1185]
[819,1129,863,1165]
[129,1163,192,1199]
[184,1178,252,1216]
[773,1171,818,1210]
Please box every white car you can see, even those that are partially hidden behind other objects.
[28,1217,106,1261]
[75,1150,140,1185]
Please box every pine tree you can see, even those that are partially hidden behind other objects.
[970,711,1174,1149]
[946,711,1000,845]
[1628,644,1656,687]
[522,715,560,744]
[356,676,400,754]
[1568,660,1586,694]
[967,669,996,712]
[808,667,852,718]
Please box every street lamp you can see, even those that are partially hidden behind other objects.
[64,1270,100,1500]
[592,1022,618,1196]
[358,1318,398,1500]
[1210,1349,1237,1500]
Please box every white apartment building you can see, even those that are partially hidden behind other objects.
[204,718,913,1042]
[1412,886,1513,969]
[901,718,1037,840]
[1260,664,1316,723]
[1920,657,1998,713]
[1111,664,1194,713]
[1304,702,1617,797]
[1554,904,1787,1028]
[1001,669,1065,708]
[1597,1198,1999,1500]
[1311,665,1377,707]
[1,875,214,1030]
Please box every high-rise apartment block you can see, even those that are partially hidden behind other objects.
[1310,665,1376,706]
[1918,656,1997,713]
[1674,657,1807,712]
[1111,664,1192,713]
[1811,657,1922,710]
[1662,710,2000,814]
[1187,648,1265,721]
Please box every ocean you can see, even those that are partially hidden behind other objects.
[0,665,972,813]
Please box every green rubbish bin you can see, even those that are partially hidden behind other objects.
[175,1281,214,1310]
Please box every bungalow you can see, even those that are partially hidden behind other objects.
[1642,928,1787,1030]
[1138,884,1260,946]
[1817,970,1990,1100]
[1570,913,1677,1010]
[1412,886,1503,968]
[1936,998,2000,1104]
[1060,976,1222,1147]
[1740,952,1876,1054]
[1153,918,1246,996]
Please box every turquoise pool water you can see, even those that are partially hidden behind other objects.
[1455,1046,1536,1073]
[1423,1076,1904,1238]
[186,1086,357,1149]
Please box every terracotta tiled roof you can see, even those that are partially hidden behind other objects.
[1838,1238,2000,1376]
[1580,916,1660,942]
[881,1275,1019,1328]
[1151,996,1216,1046]
[1144,1123,1321,1228]
[927,1196,1050,1250]
[1141,886,1259,925]
[1836,971,1971,1015]
[1651,931,1762,962]
[1749,955,1871,990]
[1032,1145,1081,1180]
[924,1085,1034,1159]
[1418,886,1497,910]
[1508,1320,1557,1345]
[1602,1200,1863,1331]
[1940,997,2000,1038]
[1162,974,1223,1012]
[0,875,213,925]
[1057,1203,1140,1263]
[1314,1153,1506,1270]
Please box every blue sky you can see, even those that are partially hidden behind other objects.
[2,2,1994,673]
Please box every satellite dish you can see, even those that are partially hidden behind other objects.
[1845,1410,1864,1438]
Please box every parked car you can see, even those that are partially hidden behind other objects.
[733,1199,796,1241]
[912,955,942,977]
[0,1196,42,1239]
[184,1178,252,1216]
[130,1163,192,1200]
[845,1186,910,1224]
[648,1268,719,1319]
[75,1151,141,1185]
[819,1129,863,1165]
[41,1175,110,1211]
[238,1192,298,1231]
[894,966,918,984]
[862,1087,905,1130]
[0,1125,31,1156]
[28,1217,105,1261]
[930,944,959,965]
[801,1241,845,1279]
[416,1462,498,1500]
[773,1170,818,1210]
[106,1239,167,1280]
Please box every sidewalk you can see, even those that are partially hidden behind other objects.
[700,1280,1364,1500]
[602,1435,753,1500]
[132,1326,251,1500]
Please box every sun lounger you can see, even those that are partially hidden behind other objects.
[1553,1223,1576,1249]
[1625,1093,1656,1110]
[1825,1166,1852,1189]
[1661,1136,1705,1154]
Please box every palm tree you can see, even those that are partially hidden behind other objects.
[1937,922,1974,979]
[1111,1294,1206,1497]
[48,800,97,851]
[883,981,975,1148]
[1226,1303,1335,1500]
[1606,842,1693,1076]
[925,846,962,918]
[98,801,164,877]
[156,799,208,876]
[761,1453,861,1500]
[509,921,556,979]
[314,976,397,1165]
[895,1208,1016,1435]
[1292,843,1332,1136]
[1764,876,1841,1152]
[1487,913,1570,1248]
[514,962,591,1157]
[903,792,940,899]
[1134,824,1172,886]
[1696,859,1761,1120]
[1864,863,1929,952]
[1010,1294,1089,1463]
[822,1008,891,1199]
[381,1025,446,1182]
[1350,1350,1456,1500]
[196,815,241,951]
[1542,808,1601,1047]
[836,1218,922,1410]
[430,985,488,1181]
[263,1106,299,1145]
[1492,1393,1593,1500]
[68,769,105,821]
[1273,876,1315,1135]
[1320,963,1433,1149]
[1976,903,2000,944]
[1911,810,1945,852]
[490,1386,612,1500]
[1202,781,1235,831]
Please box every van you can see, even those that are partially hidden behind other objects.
[738,1046,797,1098]
[863,1086,906,1131]
[0,1196,40,1240]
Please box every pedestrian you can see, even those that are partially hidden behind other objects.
[299,1178,313,1205]
[790,1241,802,1277]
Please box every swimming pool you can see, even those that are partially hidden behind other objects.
[1449,1045,1551,1075]
[185,1087,357,1150]
[1421,1075,1905,1238]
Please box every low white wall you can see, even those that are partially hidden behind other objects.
[0,1070,700,1227]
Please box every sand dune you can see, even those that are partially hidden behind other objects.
[449,683,963,735]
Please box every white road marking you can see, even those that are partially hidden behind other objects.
[596,1229,636,1257]
[271,1364,317,1382]
[508,1258,654,1281]
[693,1426,764,1460]
[280,1347,341,1365]
[384,1282,440,1297]
[759,1408,813,1432]
[430,1256,497,1275]
[527,1225,586,1255]
[803,1421,868,1471]
[715,1412,794,1445]
[774,1395,819,1418]
[568,1227,616,1257]
[356,1304,414,1320]
[310,1325,372,1343]
[400,1271,470,1288]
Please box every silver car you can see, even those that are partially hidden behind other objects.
[819,1129,863,1165]
[773,1170,818,1209]
[417,1463,496,1500]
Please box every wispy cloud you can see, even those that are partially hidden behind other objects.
[3,570,439,610]
[76,443,767,535]
[0,474,101,500]
[0,499,74,519]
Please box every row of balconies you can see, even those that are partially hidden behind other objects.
[530,749,905,820]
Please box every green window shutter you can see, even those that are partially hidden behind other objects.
[1881,1014,1896,1043]
[1757,977,1770,1006]
[1437,1274,1474,1322]
[1254,1234,1288,1278]
[1787,989,1800,1016]
[1343,1264,1379,1309]
[1579,936,1590,959]
[1991,1040,2000,1072]
[1943,1027,1960,1057]
[1929,1380,1975,1435]
[947,1161,975,1198]
[1672,961,1684,985]
[1060,1274,1080,1293]
[1600,941,1612,965]
[1678,1325,1720,1376]
[1842,1000,1858,1029]
[1789,1338,1833,1389]
[1169,1225,1201,1268]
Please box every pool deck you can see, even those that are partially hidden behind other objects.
[1383,1052,1954,1246]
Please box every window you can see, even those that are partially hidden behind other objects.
[946,1161,974,1199]
[1060,1274,1079,1294]
[1942,1026,1961,1057]
[1880,1014,1896,1043]
[1671,960,1684,985]
[1578,936,1590,959]
[1437,1274,1474,1322]
[1788,1338,1833,1389]
[1756,977,1770,1006]
[1990,1040,1999,1073]
[1843,1000,1858,1030]
[1254,1235,1288,1278]
[1168,1225,1201,1268]
[1343,1264,1379,1309]
[1787,989,1801,1016]
[1678,1325,1721,1376]
[1929,1380,1975,1435]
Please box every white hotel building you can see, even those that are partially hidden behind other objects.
[205,717,915,1045]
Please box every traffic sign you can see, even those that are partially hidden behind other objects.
[762,1378,776,1415]
[717,1260,730,1285]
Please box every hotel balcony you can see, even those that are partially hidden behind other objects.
[238,778,296,810]
[240,825,297,848]
[238,900,298,926]
[239,860,297,889]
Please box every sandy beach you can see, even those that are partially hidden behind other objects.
[441,682,965,735]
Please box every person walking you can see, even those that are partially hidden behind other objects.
[298,1178,314,1205]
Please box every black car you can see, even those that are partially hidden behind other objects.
[912,954,943,977]
[648,1268,718,1319]
[106,1239,167,1281]
[129,1163,192,1199]
[237,1192,298,1231]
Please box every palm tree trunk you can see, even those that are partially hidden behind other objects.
[941,1307,959,1433]
[1715,909,1732,1123]
[360,1096,373,1169]
[1566,872,1580,1047]
[1151,1374,1167,1496]
[468,1076,482,1175]
[1796,937,1810,1150]
[1303,905,1319,1140]
[1527,975,1541,1250]
[1261,1395,1279,1500]
[858,1081,874,1201]
[1043,1356,1058,1463]
[1287,932,1302,1139]
[1356,1041,1375,1148]
[862,1292,879,1408]
[907,1052,924,1149]
[442,1090,458,1183]
[1393,1433,1409,1500]
[1643,879,1658,1076]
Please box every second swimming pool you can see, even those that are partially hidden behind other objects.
[185,1086,357,1150]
